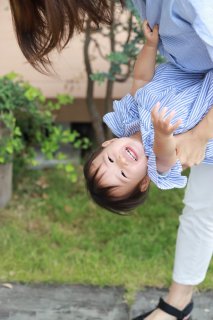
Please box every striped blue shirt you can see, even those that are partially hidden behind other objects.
[132,0,213,72]
[103,63,213,189]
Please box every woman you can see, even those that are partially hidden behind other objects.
[131,1,213,319]
[8,1,213,319]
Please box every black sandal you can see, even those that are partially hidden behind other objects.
[132,297,193,320]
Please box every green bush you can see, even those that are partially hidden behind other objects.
[0,73,90,181]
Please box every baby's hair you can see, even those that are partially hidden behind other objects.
[83,147,150,215]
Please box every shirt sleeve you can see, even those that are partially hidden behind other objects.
[103,94,139,137]
[132,0,146,20]
[174,0,213,62]
[147,150,188,190]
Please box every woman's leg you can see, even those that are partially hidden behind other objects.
[173,163,213,285]
[145,163,213,320]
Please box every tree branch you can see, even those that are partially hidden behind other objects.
[90,38,106,60]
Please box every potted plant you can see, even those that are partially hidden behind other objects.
[0,73,89,208]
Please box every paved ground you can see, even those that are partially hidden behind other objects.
[0,284,212,320]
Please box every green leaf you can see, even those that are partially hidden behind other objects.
[107,52,129,64]
[56,94,74,105]
[90,72,108,84]
[65,164,75,173]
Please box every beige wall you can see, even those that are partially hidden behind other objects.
[0,0,131,99]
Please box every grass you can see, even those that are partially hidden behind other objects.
[0,166,212,303]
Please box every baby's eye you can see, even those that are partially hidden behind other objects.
[108,156,114,163]
[121,171,127,178]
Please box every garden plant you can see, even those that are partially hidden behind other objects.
[0,72,90,207]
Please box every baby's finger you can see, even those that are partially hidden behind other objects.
[142,20,147,30]
[153,24,159,34]
[164,110,176,124]
[171,119,182,131]
[143,20,152,33]
[151,102,161,119]
[159,107,168,120]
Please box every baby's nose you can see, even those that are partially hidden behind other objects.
[118,155,128,166]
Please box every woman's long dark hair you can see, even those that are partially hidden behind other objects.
[9,0,124,72]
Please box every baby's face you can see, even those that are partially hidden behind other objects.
[91,135,148,198]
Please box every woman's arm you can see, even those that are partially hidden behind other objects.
[194,107,213,140]
[175,106,213,168]
[151,103,182,173]
[130,21,159,95]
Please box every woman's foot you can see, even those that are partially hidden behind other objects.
[143,300,192,320]
[144,282,194,320]
[144,308,176,320]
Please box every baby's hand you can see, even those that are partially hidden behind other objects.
[143,20,159,48]
[151,102,182,136]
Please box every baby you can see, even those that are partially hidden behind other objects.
[84,21,213,214]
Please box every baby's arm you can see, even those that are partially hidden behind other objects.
[130,21,159,96]
[151,103,182,173]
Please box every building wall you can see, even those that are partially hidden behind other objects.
[0,0,132,103]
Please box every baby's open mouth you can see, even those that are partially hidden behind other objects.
[126,147,138,161]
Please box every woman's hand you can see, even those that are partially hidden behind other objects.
[175,130,208,168]
[175,105,213,168]
[143,20,159,48]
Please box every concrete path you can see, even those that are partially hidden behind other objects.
[0,284,212,319]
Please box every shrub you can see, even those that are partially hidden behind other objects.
[0,73,90,182]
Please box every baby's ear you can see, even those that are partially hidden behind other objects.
[102,138,118,148]
[139,175,150,192]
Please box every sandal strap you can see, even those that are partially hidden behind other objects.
[157,298,193,319]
